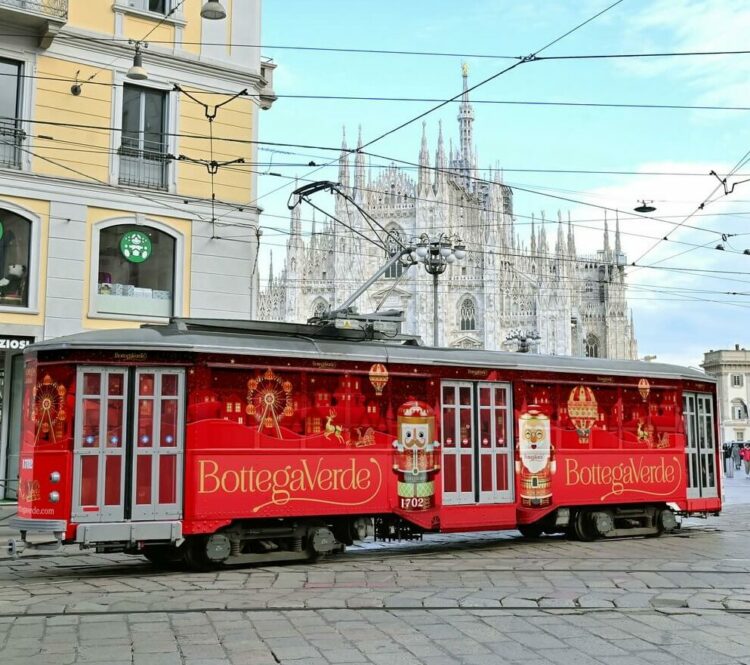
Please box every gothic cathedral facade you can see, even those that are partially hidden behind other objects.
[260,68,637,359]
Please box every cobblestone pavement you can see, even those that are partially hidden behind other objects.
[1,502,750,664]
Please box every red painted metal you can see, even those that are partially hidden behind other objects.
[13,348,722,547]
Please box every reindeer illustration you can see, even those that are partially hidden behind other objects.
[324,409,345,445]
[351,426,376,447]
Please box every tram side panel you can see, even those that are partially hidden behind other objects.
[181,361,438,531]
[513,378,721,526]
[183,419,395,532]
[14,360,77,543]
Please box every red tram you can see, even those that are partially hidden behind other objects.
[8,318,721,568]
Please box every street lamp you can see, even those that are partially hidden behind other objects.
[412,233,466,346]
[506,329,541,353]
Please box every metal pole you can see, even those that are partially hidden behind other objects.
[433,271,439,347]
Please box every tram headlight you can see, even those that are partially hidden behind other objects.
[50,471,61,484]
[49,491,60,503]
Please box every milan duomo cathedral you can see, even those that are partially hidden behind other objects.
[259,67,638,359]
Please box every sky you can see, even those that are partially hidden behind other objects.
[255,0,750,368]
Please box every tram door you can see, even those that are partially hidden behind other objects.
[683,392,718,499]
[441,381,514,505]
[72,367,185,523]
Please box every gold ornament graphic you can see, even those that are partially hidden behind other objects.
[567,385,598,444]
[638,378,650,402]
[246,369,294,437]
[33,374,66,444]
[368,363,389,396]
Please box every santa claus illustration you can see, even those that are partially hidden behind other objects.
[517,406,555,508]
[392,400,440,511]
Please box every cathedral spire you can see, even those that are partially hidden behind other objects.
[539,211,548,257]
[418,120,431,193]
[530,213,537,255]
[434,121,446,192]
[567,211,576,257]
[268,250,274,285]
[458,62,475,173]
[615,210,622,256]
[603,211,611,256]
[290,178,301,237]
[556,210,566,257]
[338,126,350,189]
[354,125,365,191]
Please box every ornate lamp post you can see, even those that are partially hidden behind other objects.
[506,329,541,353]
[412,233,466,346]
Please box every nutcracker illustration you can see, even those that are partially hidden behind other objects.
[392,400,440,511]
[517,406,555,508]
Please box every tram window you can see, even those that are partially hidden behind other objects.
[96,224,175,318]
[0,210,31,308]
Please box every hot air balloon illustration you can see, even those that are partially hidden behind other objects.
[638,378,650,402]
[567,385,598,444]
[369,363,389,396]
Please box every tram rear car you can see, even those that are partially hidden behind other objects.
[8,320,721,566]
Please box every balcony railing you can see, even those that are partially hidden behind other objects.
[118,142,169,190]
[0,121,24,169]
[0,0,68,19]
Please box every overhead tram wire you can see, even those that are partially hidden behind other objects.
[5,27,750,62]
[212,0,629,230]
[359,0,626,150]
[9,69,750,113]
[631,145,750,268]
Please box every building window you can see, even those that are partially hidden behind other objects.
[0,59,23,169]
[0,211,31,308]
[731,399,748,421]
[96,224,175,317]
[311,299,328,319]
[736,431,745,441]
[384,227,404,279]
[459,298,476,331]
[731,374,744,388]
[119,85,168,189]
[127,0,169,13]
[585,333,600,358]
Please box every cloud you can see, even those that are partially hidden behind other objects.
[619,1,750,107]
[563,160,750,365]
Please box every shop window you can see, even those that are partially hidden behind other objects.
[0,211,31,308]
[96,224,175,317]
[119,84,168,189]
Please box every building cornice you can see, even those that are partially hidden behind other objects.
[0,167,261,223]
[47,28,269,92]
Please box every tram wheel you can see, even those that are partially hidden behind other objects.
[572,510,598,542]
[142,545,183,569]
[518,523,544,539]
[183,535,229,571]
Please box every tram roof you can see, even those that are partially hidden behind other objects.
[28,318,712,383]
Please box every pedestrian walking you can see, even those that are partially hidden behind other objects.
[724,443,734,478]
[741,444,750,478]
[732,442,742,470]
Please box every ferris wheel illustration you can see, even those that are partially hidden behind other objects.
[246,368,294,437]
[34,374,66,444]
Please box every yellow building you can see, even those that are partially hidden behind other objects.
[0,0,276,498]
